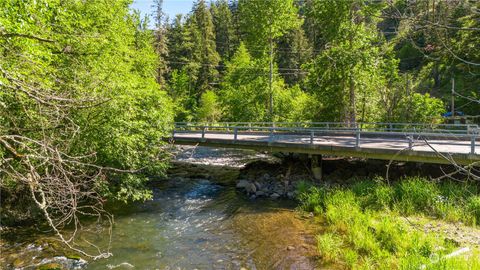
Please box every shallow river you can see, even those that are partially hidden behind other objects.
[1,147,317,270]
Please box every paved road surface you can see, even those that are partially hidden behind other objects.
[173,131,479,165]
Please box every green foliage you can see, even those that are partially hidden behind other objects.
[393,93,446,123]
[0,0,173,202]
[304,0,398,122]
[168,68,195,121]
[219,43,269,121]
[238,0,301,54]
[196,90,222,122]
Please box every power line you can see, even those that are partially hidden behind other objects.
[165,59,308,72]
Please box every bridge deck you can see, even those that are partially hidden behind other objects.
[173,131,480,165]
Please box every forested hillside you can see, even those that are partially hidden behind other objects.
[156,0,479,123]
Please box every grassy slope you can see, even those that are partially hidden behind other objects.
[297,177,480,269]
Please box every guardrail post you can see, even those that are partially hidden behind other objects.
[234,127,238,142]
[472,134,477,154]
[355,128,360,148]
[201,126,206,140]
[269,128,274,143]
[310,130,314,144]
[407,134,413,150]
[389,123,393,132]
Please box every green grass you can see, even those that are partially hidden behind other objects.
[297,177,480,269]
[316,232,343,262]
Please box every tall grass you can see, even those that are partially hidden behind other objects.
[297,177,480,269]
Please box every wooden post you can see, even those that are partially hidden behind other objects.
[310,130,314,144]
[201,126,205,139]
[234,127,238,142]
[408,135,413,150]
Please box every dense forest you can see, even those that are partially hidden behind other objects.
[155,0,479,123]
[0,0,479,263]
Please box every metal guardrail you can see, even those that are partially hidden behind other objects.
[175,121,478,134]
[173,122,479,155]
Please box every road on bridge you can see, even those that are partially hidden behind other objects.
[172,123,479,165]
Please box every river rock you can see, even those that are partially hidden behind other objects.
[255,191,265,197]
[236,180,249,189]
[287,192,295,199]
[254,181,262,190]
[245,183,257,194]
[270,193,280,199]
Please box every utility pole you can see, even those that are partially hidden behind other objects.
[269,38,273,121]
[405,73,410,122]
[451,77,455,118]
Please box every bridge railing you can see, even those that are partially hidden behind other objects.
[175,122,478,134]
[173,122,479,155]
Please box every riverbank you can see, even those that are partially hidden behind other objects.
[223,149,480,268]
[2,146,479,269]
[1,147,319,270]
[296,177,480,269]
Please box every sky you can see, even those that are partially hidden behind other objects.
[131,0,195,22]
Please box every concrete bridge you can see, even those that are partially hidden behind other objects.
[172,122,480,167]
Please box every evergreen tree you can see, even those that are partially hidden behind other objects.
[189,0,221,94]
[153,0,169,87]
[276,27,312,86]
[210,0,238,62]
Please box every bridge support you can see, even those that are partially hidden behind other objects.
[310,155,323,181]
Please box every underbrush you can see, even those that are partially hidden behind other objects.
[297,177,480,269]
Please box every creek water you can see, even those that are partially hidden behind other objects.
[1,147,317,270]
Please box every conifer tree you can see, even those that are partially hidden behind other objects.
[153,0,169,87]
